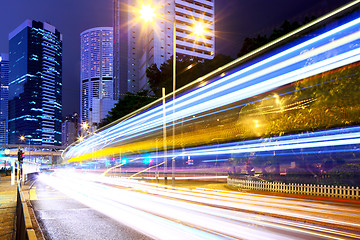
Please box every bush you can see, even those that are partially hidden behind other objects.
[328,164,360,186]
[257,165,360,186]
[0,169,10,176]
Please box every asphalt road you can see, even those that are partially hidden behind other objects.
[31,171,360,240]
[30,180,153,240]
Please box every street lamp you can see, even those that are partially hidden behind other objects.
[193,23,206,37]
[138,3,207,186]
[139,4,156,22]
[81,122,90,137]
[82,122,89,131]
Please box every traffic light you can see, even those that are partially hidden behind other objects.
[17,150,25,164]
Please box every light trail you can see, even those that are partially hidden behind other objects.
[102,157,140,176]
[55,4,360,238]
[38,171,360,240]
[179,128,360,157]
[98,126,360,165]
[130,161,164,178]
[63,123,360,170]
[64,7,360,162]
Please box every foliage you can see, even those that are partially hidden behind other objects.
[146,54,234,98]
[229,156,250,174]
[328,164,360,186]
[211,61,360,180]
[0,168,10,176]
[98,90,156,128]
[99,54,232,128]
[100,54,233,127]
[257,163,360,187]
[238,17,316,57]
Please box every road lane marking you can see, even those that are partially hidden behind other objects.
[29,189,38,200]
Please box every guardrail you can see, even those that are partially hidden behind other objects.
[16,183,37,240]
[227,178,360,200]
[24,172,39,182]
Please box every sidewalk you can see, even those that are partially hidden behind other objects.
[0,175,17,240]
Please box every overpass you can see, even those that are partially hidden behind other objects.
[1,144,65,166]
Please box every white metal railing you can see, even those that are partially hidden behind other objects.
[227,178,360,200]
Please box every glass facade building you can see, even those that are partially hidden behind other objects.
[8,20,62,145]
[113,0,131,98]
[62,112,80,147]
[80,27,116,132]
[0,53,9,145]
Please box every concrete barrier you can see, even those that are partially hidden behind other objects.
[25,172,39,182]
[16,184,37,240]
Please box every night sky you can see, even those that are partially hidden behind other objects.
[0,0,353,117]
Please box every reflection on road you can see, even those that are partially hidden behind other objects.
[38,170,360,240]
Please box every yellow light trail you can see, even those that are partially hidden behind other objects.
[130,161,165,178]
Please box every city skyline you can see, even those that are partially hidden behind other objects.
[1,2,360,239]
[0,0,352,117]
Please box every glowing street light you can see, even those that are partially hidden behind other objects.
[193,23,206,37]
[81,122,90,136]
[19,136,25,141]
[139,4,156,22]
[82,122,89,130]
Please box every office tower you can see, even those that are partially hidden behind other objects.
[114,0,130,98]
[174,0,215,59]
[0,53,9,145]
[80,27,116,132]
[8,20,62,145]
[62,113,80,147]
[113,0,215,95]
[114,0,142,97]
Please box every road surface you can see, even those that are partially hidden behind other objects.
[30,180,152,240]
[30,170,360,240]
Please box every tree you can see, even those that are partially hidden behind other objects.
[100,54,233,128]
[238,34,268,58]
[146,54,234,98]
[238,17,315,57]
[98,90,156,128]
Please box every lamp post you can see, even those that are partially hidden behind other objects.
[139,3,207,186]
[162,88,167,184]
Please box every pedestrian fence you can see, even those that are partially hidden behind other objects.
[227,178,360,200]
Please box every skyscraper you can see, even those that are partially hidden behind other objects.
[113,0,215,96]
[62,112,80,147]
[114,0,130,98]
[8,20,62,146]
[0,53,9,145]
[80,27,116,132]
